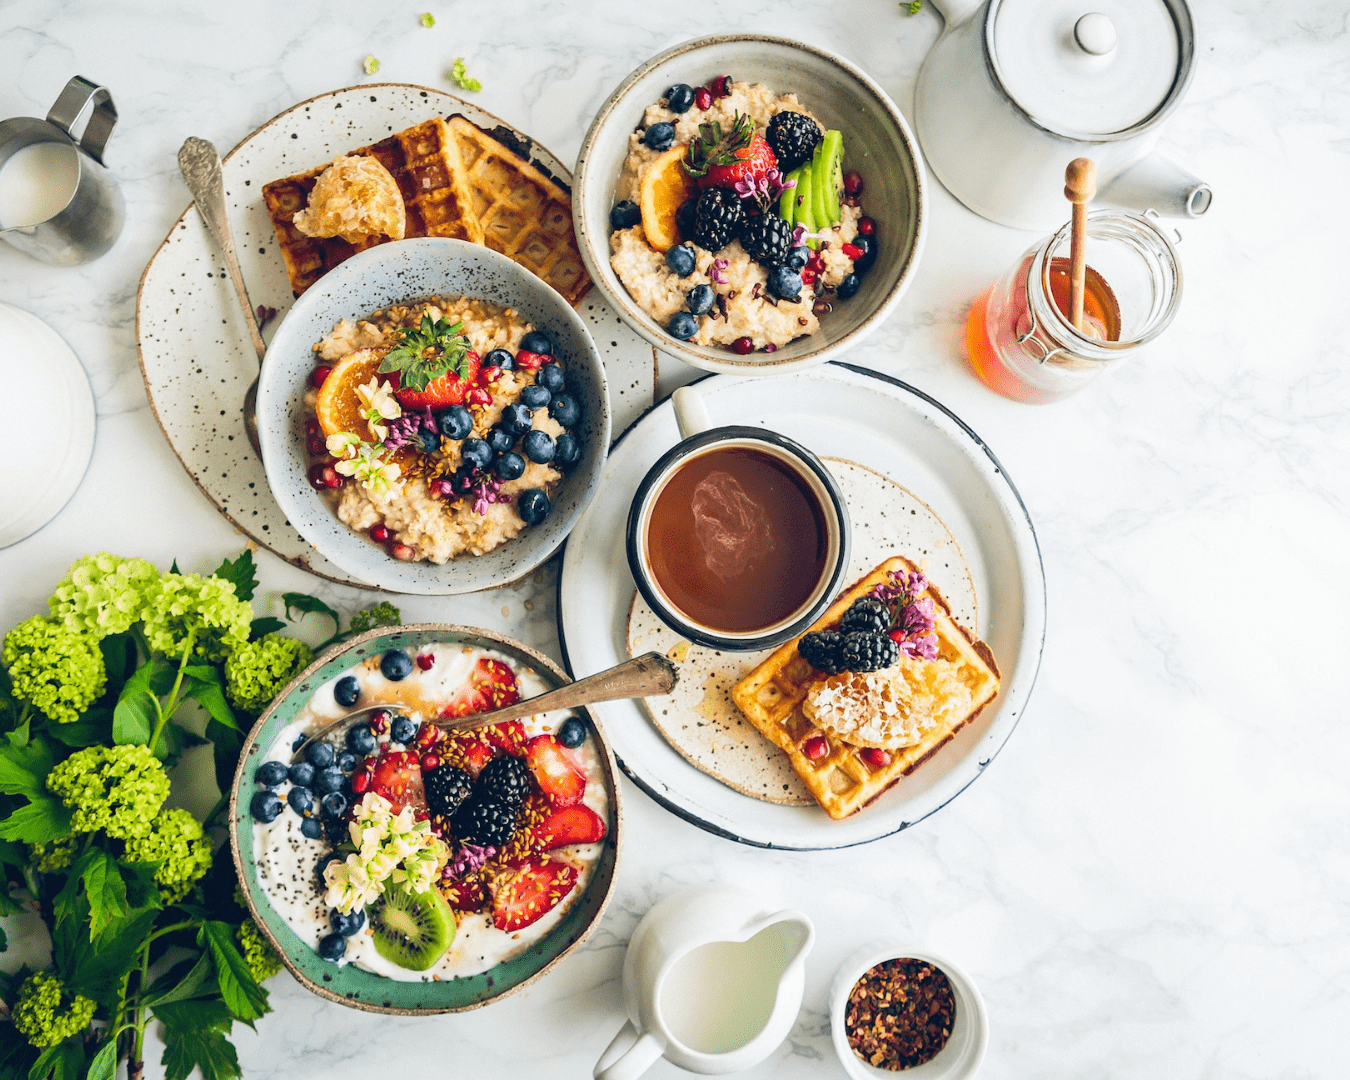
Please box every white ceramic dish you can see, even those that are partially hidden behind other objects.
[256,236,610,595]
[573,34,926,376]
[557,364,1044,849]
[830,942,988,1080]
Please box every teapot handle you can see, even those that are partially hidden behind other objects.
[46,76,118,165]
[594,1021,664,1080]
[927,0,984,30]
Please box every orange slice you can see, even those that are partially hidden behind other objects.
[639,145,697,253]
[315,347,389,440]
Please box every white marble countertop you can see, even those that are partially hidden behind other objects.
[2,1,1348,1077]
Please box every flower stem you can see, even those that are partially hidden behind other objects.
[148,632,195,753]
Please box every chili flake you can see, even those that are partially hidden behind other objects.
[845,958,955,1070]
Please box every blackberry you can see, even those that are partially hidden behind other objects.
[452,797,519,848]
[765,111,823,173]
[840,598,891,635]
[477,754,531,808]
[840,631,899,673]
[675,197,699,243]
[424,765,473,818]
[799,631,846,675]
[691,188,745,252]
[738,213,793,267]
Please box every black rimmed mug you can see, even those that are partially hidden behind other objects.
[626,385,851,651]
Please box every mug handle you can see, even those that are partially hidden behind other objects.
[46,76,118,165]
[593,1020,664,1080]
[671,384,711,439]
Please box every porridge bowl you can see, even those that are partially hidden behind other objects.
[574,34,927,375]
[256,237,610,594]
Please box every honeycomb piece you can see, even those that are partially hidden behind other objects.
[293,155,407,244]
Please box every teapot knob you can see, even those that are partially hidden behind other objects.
[1074,12,1117,56]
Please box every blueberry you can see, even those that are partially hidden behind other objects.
[250,790,282,823]
[330,907,366,937]
[320,791,348,819]
[643,122,676,151]
[484,347,515,371]
[334,675,360,707]
[609,200,642,231]
[675,198,698,242]
[256,760,288,788]
[390,714,418,745]
[292,733,307,752]
[436,405,473,440]
[345,724,377,755]
[549,393,581,427]
[852,234,877,271]
[461,438,492,470]
[538,364,565,394]
[288,786,314,815]
[323,816,348,845]
[416,427,441,453]
[520,330,553,356]
[517,489,551,525]
[667,312,698,340]
[300,816,323,840]
[317,932,347,962]
[836,273,862,301]
[304,741,336,769]
[786,246,810,271]
[380,650,414,681]
[767,266,803,301]
[520,384,551,410]
[663,83,695,113]
[288,762,315,787]
[494,451,526,481]
[315,766,345,794]
[337,751,357,773]
[665,244,696,277]
[501,403,533,437]
[557,717,586,748]
[487,427,515,454]
[522,429,556,464]
[555,432,581,470]
[686,284,715,315]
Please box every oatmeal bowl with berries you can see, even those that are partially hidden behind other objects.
[256,237,610,594]
[575,34,927,374]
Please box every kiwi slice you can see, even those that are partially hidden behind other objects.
[778,165,802,226]
[368,886,456,971]
[813,130,844,227]
[794,167,817,248]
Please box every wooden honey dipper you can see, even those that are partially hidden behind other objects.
[1064,157,1097,333]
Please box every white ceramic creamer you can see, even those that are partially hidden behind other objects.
[594,884,815,1078]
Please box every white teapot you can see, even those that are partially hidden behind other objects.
[915,0,1212,230]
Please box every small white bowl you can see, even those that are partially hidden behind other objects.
[830,943,989,1080]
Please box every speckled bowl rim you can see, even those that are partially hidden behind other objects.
[573,34,927,376]
[227,623,623,1014]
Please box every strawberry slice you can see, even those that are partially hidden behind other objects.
[533,804,606,851]
[484,719,527,757]
[686,113,778,192]
[369,749,426,813]
[491,857,579,931]
[524,734,586,808]
[444,878,487,913]
[458,738,493,778]
[391,350,480,410]
[440,658,521,718]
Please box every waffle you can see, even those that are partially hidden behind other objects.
[731,557,1001,821]
[262,117,483,296]
[447,116,591,305]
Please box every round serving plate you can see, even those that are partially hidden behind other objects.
[136,82,658,588]
[557,364,1045,850]
[228,624,622,1013]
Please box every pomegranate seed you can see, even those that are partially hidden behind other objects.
[807,255,826,272]
[843,171,863,196]
[842,242,864,261]
[860,747,891,770]
[414,809,429,822]
[369,523,390,543]
[800,268,818,285]
[306,432,326,456]
[368,711,390,734]
[708,75,732,99]
[480,365,502,383]
[858,216,876,236]
[415,653,435,671]
[694,87,712,110]
[730,336,754,355]
[803,735,829,761]
[515,349,547,370]
[420,752,441,771]
[307,464,328,490]
[762,343,777,353]
[321,466,343,490]
[390,543,416,561]
[468,386,492,405]
[310,365,332,388]
[349,771,370,794]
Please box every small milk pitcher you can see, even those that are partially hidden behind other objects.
[594,884,815,1079]
[0,76,124,265]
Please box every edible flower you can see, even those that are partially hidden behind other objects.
[733,167,795,211]
[870,569,939,660]
[469,475,508,516]
[326,432,361,460]
[362,55,380,76]
[355,376,402,441]
[335,442,402,502]
[709,258,730,284]
[450,57,482,92]
[420,12,435,27]
[442,842,496,881]
[325,793,447,913]
[382,406,437,451]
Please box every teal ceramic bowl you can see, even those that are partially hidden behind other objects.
[228,624,623,1014]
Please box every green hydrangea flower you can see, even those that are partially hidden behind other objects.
[224,634,312,712]
[2,616,106,724]
[29,834,77,874]
[121,807,212,903]
[141,572,251,662]
[11,971,95,1049]
[48,553,159,638]
[237,918,284,983]
[46,744,170,839]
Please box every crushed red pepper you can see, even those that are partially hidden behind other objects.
[845,958,955,1070]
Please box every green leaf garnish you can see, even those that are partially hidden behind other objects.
[451,57,482,92]
[684,112,754,179]
[363,54,380,76]
[906,0,923,12]
[377,315,470,391]
[421,11,435,27]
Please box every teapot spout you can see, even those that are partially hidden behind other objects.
[1098,153,1213,218]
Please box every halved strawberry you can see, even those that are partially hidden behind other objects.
[484,719,527,757]
[390,350,480,410]
[440,658,521,718]
[533,804,606,852]
[491,857,579,931]
[524,734,586,808]
[685,113,778,192]
[369,749,426,813]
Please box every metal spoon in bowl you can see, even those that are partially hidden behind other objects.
[289,651,679,765]
[177,136,266,458]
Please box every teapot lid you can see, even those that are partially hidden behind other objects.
[989,0,1193,138]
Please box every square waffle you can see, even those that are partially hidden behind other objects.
[731,557,1001,821]
[262,117,483,296]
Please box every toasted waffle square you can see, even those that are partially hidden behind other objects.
[731,557,1001,821]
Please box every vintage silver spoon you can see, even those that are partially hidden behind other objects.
[289,651,679,764]
[177,136,266,458]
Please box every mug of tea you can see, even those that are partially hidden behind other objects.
[626,384,850,651]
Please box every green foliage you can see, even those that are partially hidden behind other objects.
[47,554,159,639]
[11,971,96,1050]
[236,919,283,983]
[140,573,251,662]
[198,920,269,1023]
[210,550,258,603]
[29,835,77,874]
[122,808,212,903]
[378,314,470,390]
[157,999,241,1080]
[45,744,169,839]
[223,635,311,712]
[348,601,401,636]
[2,617,107,724]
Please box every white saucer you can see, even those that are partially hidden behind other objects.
[0,301,95,548]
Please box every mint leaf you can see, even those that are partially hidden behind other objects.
[0,798,73,843]
[378,315,469,391]
[198,921,268,1023]
[211,551,258,602]
[248,616,286,641]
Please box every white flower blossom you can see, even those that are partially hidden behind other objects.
[324,791,447,913]
[334,443,402,503]
[356,376,401,441]
[326,432,361,460]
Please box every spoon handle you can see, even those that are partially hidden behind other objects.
[178,136,267,363]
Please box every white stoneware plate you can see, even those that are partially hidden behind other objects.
[557,364,1045,849]
[137,83,658,588]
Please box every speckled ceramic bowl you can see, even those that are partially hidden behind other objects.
[574,34,927,375]
[228,624,622,1014]
[255,237,610,594]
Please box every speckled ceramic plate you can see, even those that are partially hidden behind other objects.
[228,624,622,1014]
[137,82,659,588]
[558,364,1045,850]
